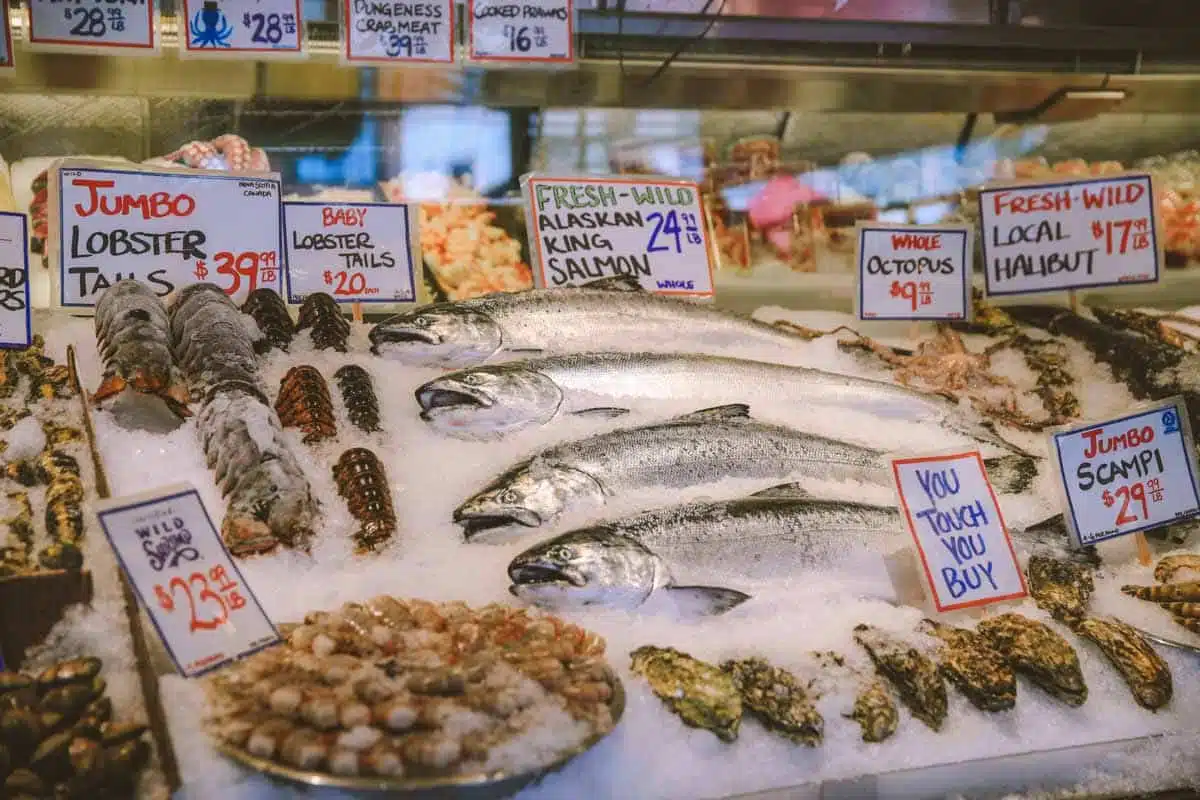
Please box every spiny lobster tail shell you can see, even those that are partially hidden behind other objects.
[92,279,189,416]
[333,365,382,433]
[242,288,295,354]
[297,293,350,352]
[332,448,396,553]
[276,366,337,443]
[169,283,262,399]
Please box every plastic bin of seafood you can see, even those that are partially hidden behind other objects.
[61,276,1200,799]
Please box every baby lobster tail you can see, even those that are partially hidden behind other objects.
[242,288,295,354]
[276,366,337,443]
[333,448,396,553]
[333,365,382,433]
[297,292,350,352]
[169,282,263,399]
[92,279,190,417]
[198,382,317,556]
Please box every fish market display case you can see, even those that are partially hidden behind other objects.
[8,2,1200,799]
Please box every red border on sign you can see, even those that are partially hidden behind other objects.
[342,0,455,64]
[28,0,157,48]
[466,0,574,64]
[892,451,1029,613]
[0,0,12,67]
[181,0,305,54]
[527,176,717,298]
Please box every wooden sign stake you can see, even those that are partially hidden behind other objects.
[1135,532,1153,566]
[1068,289,1079,313]
[351,302,364,324]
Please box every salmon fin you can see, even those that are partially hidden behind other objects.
[577,275,645,293]
[664,585,751,616]
[675,404,751,422]
[749,482,812,500]
[570,407,630,419]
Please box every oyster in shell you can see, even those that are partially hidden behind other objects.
[920,619,1016,712]
[852,624,946,731]
[630,646,741,742]
[721,657,822,746]
[812,651,897,743]
[1074,616,1172,710]
[977,613,1087,706]
[1027,554,1093,624]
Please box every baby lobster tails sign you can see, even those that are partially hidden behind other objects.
[51,159,284,308]
[892,450,1027,612]
[1050,397,1200,548]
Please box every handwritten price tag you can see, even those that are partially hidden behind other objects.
[181,0,303,54]
[283,201,418,304]
[95,484,280,678]
[523,174,715,297]
[855,223,971,321]
[979,173,1160,296]
[468,0,573,63]
[892,451,1027,612]
[343,0,453,63]
[0,213,31,348]
[27,0,156,50]
[54,161,284,308]
[1051,397,1200,547]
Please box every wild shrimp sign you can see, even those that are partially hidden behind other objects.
[855,223,972,321]
[979,173,1161,296]
[1050,398,1200,547]
[53,161,284,308]
[96,485,280,678]
[892,451,1027,612]
[523,174,716,298]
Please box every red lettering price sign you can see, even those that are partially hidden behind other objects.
[53,161,284,308]
[855,223,971,321]
[343,0,453,64]
[979,173,1161,296]
[283,201,419,304]
[95,484,280,678]
[0,213,31,348]
[27,0,156,51]
[523,174,715,298]
[181,0,303,56]
[892,451,1027,612]
[1050,397,1200,547]
[468,0,574,64]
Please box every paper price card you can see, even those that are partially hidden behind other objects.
[96,485,280,678]
[979,173,1160,296]
[343,0,453,64]
[468,0,574,63]
[284,201,419,304]
[1050,398,1200,547]
[0,213,31,348]
[524,175,715,297]
[892,451,1028,612]
[54,162,284,308]
[0,0,13,68]
[181,0,303,55]
[855,223,971,321]
[27,0,156,50]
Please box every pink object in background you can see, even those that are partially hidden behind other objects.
[748,174,824,254]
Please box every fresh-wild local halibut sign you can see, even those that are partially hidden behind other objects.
[978,173,1160,296]
[523,175,715,298]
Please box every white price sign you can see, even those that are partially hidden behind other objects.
[96,485,280,678]
[181,0,303,54]
[892,451,1027,613]
[468,0,573,63]
[855,224,971,321]
[0,213,31,348]
[524,175,715,298]
[54,162,284,308]
[284,201,419,304]
[1050,398,1200,547]
[979,173,1161,296]
[342,0,453,63]
[27,0,156,50]
[0,0,13,68]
